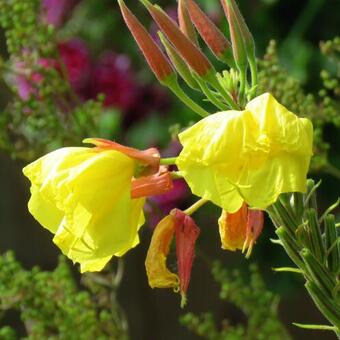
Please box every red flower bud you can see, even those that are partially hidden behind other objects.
[186,0,234,66]
[141,0,213,77]
[178,0,198,45]
[220,0,247,70]
[118,0,174,83]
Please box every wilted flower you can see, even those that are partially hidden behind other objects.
[22,138,170,272]
[219,203,264,257]
[145,209,200,307]
[176,93,313,212]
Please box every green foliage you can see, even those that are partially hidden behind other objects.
[0,0,104,160]
[180,262,291,340]
[258,38,340,177]
[0,252,128,339]
[267,180,340,335]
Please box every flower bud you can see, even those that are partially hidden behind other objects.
[220,0,247,71]
[118,0,174,83]
[178,0,198,45]
[158,32,198,90]
[140,0,213,77]
[186,0,234,66]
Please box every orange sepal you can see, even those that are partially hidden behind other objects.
[131,166,173,199]
[83,138,160,173]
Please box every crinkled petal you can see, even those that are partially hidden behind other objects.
[23,147,146,272]
[177,93,313,211]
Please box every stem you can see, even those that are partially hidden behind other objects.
[205,73,240,110]
[167,80,209,118]
[195,77,229,111]
[249,57,258,95]
[184,198,208,216]
[171,171,183,179]
[238,68,246,105]
[160,157,177,165]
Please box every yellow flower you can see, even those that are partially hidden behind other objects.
[176,93,313,212]
[23,143,146,272]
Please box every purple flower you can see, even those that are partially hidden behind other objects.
[41,0,79,27]
[92,52,138,110]
[58,38,92,98]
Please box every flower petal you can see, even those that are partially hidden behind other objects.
[145,214,179,289]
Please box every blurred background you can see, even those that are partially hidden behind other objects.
[0,0,339,339]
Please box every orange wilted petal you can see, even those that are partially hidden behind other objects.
[141,0,213,77]
[118,0,174,83]
[243,209,264,258]
[83,138,160,172]
[218,202,247,251]
[172,209,200,308]
[131,166,173,199]
[145,214,179,289]
[178,0,198,45]
[186,0,234,66]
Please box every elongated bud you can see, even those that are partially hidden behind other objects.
[227,0,256,61]
[145,215,179,289]
[172,209,200,307]
[178,0,198,45]
[158,32,198,90]
[118,0,174,83]
[83,138,160,174]
[131,166,173,198]
[186,0,234,66]
[140,0,213,77]
[220,0,247,71]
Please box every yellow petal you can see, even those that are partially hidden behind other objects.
[177,93,313,211]
[145,215,179,289]
[23,147,145,272]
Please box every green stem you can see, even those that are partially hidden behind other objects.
[171,171,183,179]
[195,77,229,111]
[167,80,209,118]
[184,198,208,216]
[205,73,240,110]
[160,157,177,165]
[249,57,258,95]
[238,68,246,105]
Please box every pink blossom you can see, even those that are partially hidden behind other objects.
[41,0,79,27]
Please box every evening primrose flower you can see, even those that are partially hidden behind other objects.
[23,138,165,272]
[176,93,313,212]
